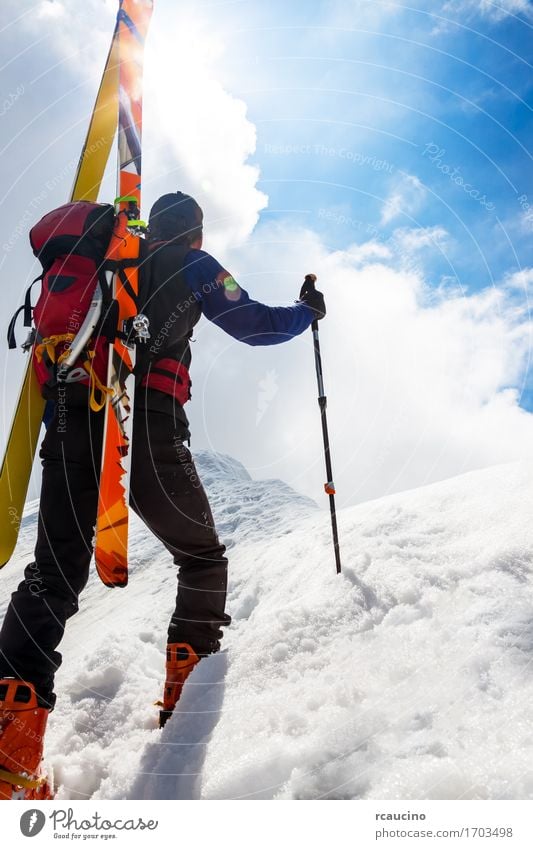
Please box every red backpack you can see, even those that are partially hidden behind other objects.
[8,201,115,403]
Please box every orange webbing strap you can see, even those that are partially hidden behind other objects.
[84,351,113,413]
[34,333,75,365]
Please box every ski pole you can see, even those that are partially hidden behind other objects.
[300,273,342,574]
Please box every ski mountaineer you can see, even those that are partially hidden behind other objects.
[0,191,326,796]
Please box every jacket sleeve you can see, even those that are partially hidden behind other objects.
[184,252,315,346]
[204,279,315,346]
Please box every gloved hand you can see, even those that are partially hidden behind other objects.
[299,279,326,319]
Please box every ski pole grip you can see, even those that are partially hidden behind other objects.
[300,273,317,299]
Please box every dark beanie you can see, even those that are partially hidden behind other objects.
[148,192,203,244]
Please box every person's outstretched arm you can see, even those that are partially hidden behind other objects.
[183,250,324,346]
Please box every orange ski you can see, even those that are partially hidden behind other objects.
[94,0,153,587]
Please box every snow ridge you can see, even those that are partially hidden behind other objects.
[2,455,533,799]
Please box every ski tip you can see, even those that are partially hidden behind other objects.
[101,581,128,589]
[158,709,173,729]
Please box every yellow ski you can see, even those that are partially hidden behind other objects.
[0,26,120,568]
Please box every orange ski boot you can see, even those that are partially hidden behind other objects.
[157,643,200,728]
[0,679,52,800]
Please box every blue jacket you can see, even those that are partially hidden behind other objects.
[137,243,314,429]
[183,249,314,345]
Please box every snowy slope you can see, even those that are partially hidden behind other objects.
[1,454,533,800]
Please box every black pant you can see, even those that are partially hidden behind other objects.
[0,404,230,707]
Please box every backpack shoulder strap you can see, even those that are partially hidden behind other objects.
[7,274,43,349]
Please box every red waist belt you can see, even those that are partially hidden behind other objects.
[141,358,191,406]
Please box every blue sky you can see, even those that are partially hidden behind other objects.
[230,1,533,283]
[209,0,533,404]
[1,0,533,504]
[164,0,533,402]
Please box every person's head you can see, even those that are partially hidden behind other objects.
[148,192,203,247]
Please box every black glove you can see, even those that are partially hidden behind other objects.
[299,285,326,319]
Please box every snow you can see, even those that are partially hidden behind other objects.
[1,454,533,799]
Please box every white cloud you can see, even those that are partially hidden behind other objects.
[37,1,65,19]
[380,173,427,226]
[441,0,533,21]
[19,1,267,251]
[188,220,533,506]
[504,267,533,291]
[391,225,449,253]
[143,8,268,251]
[325,0,404,27]
[339,241,393,264]
[519,210,533,234]
[24,0,115,72]
[321,226,449,272]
